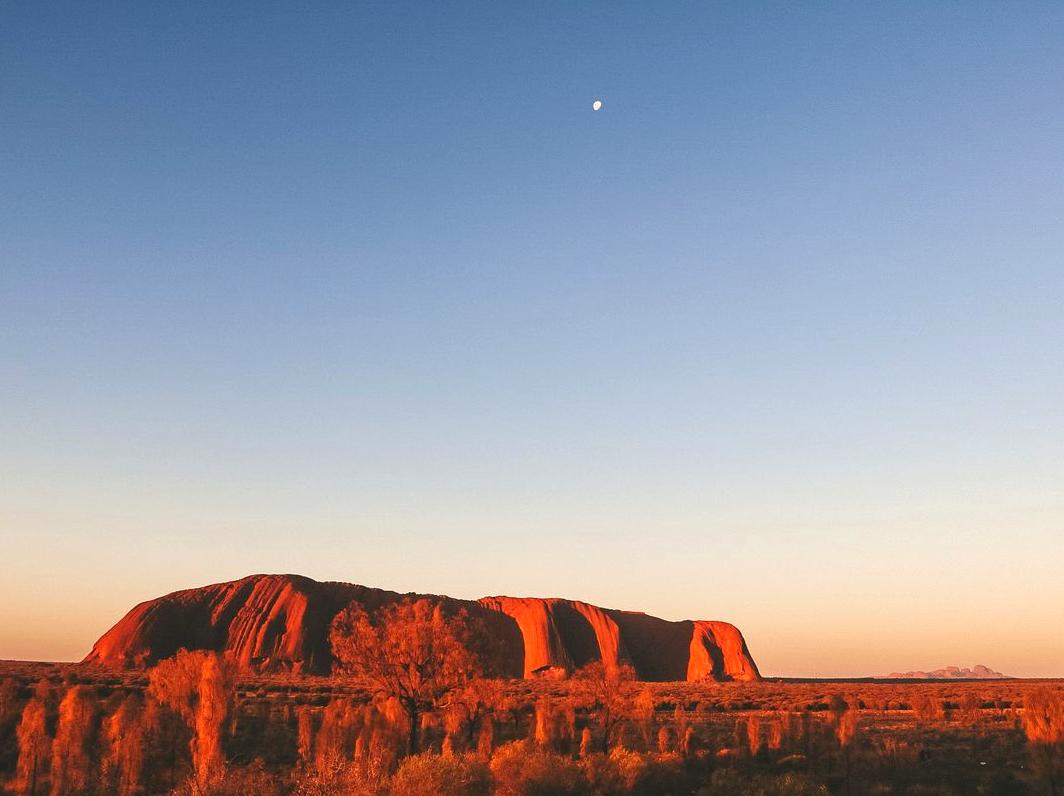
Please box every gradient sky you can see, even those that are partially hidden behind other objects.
[2,2,1062,677]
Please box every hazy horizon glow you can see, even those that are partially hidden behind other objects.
[2,2,1062,677]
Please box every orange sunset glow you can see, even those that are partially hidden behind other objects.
[2,2,1062,794]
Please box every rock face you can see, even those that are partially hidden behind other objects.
[477,597,759,682]
[85,574,760,682]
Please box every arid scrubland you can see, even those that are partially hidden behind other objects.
[3,661,1063,795]
[1,597,1062,795]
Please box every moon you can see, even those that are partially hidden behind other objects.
[592,99,603,111]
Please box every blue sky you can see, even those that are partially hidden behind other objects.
[2,2,1062,675]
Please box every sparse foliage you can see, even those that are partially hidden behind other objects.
[389,752,491,796]
[574,662,636,753]
[329,598,485,755]
[1024,688,1064,795]
[15,696,51,796]
[0,660,1045,795]
[101,695,144,796]
[49,685,96,796]
[147,649,237,792]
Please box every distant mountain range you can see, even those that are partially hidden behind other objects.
[877,664,1010,680]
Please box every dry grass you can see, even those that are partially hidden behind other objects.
[0,660,1058,794]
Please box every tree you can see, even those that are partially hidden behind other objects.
[533,696,554,746]
[573,662,636,753]
[0,678,21,779]
[833,697,859,796]
[329,598,485,755]
[0,677,19,722]
[657,725,671,754]
[633,687,655,750]
[50,686,96,796]
[15,697,50,796]
[673,704,692,757]
[745,716,762,757]
[579,727,592,758]
[449,678,506,750]
[102,695,144,796]
[147,649,236,792]
[142,693,190,791]
[192,652,234,790]
[1024,688,1064,796]
[312,699,358,774]
[296,706,315,767]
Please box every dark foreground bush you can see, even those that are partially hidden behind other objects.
[697,769,829,796]
[489,741,586,795]
[388,752,492,796]
[581,748,691,795]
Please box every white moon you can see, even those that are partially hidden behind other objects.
[592,99,603,111]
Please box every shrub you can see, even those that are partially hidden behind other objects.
[911,692,944,723]
[101,695,144,796]
[698,769,830,795]
[1023,687,1064,794]
[582,749,688,795]
[208,759,284,796]
[50,685,96,796]
[388,752,491,796]
[489,741,585,795]
[15,696,51,796]
[146,650,237,791]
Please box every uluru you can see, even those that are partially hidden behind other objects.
[84,573,760,682]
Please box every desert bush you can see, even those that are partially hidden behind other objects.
[0,677,21,768]
[633,687,655,750]
[15,696,51,796]
[387,752,491,795]
[959,691,982,723]
[295,705,314,766]
[582,749,647,794]
[746,716,763,757]
[673,703,692,755]
[912,692,945,723]
[291,756,386,796]
[0,678,18,720]
[657,725,672,754]
[767,719,783,752]
[489,740,585,795]
[164,758,284,796]
[147,650,237,792]
[49,685,96,796]
[101,694,144,796]
[142,696,193,792]
[833,699,859,796]
[533,696,554,746]
[312,698,358,773]
[574,662,636,753]
[581,748,689,795]
[1023,687,1064,795]
[698,768,829,795]
[579,726,593,758]
[193,653,236,790]
[444,679,497,743]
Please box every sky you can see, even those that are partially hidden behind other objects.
[1,2,1062,677]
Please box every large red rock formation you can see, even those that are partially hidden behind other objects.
[85,574,760,682]
[477,597,759,682]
